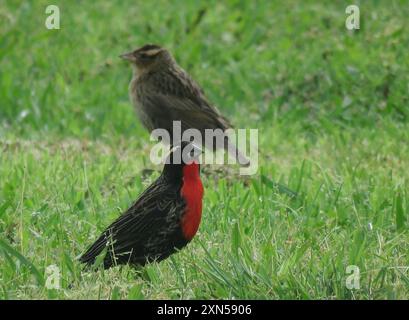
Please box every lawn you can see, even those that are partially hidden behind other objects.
[0,0,408,299]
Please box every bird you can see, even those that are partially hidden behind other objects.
[120,44,250,166]
[79,143,204,269]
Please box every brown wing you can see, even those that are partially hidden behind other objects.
[138,68,232,133]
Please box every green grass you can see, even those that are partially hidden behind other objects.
[0,0,408,299]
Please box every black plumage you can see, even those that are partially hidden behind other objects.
[79,146,202,269]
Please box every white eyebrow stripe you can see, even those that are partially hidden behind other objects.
[143,48,162,56]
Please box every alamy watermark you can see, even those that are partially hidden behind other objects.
[148,121,258,175]
[45,5,60,29]
[346,265,360,290]
[345,5,360,30]
[45,264,60,290]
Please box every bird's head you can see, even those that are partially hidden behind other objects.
[120,44,173,71]
[162,142,202,181]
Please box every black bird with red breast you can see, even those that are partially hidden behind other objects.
[79,143,203,269]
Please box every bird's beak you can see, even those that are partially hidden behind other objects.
[192,143,203,160]
[166,143,203,165]
[119,51,135,62]
[186,142,203,164]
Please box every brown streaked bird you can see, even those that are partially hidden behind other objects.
[79,143,204,269]
[120,44,249,166]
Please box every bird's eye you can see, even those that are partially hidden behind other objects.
[139,52,154,60]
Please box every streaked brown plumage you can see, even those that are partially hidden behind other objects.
[120,44,249,166]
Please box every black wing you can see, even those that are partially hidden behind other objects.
[79,176,187,268]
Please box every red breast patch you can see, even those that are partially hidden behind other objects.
[180,163,203,240]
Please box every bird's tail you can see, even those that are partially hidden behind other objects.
[79,233,110,268]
